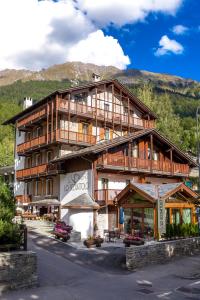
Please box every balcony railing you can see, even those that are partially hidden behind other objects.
[15,195,31,204]
[95,189,122,205]
[16,164,48,180]
[17,135,47,154]
[17,106,47,128]
[58,129,97,145]
[58,98,154,129]
[97,154,189,175]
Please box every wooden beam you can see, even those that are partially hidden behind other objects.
[150,134,153,171]
[68,93,71,142]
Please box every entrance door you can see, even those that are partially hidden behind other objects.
[39,206,48,216]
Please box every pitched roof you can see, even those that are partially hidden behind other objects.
[52,128,197,167]
[52,128,152,162]
[3,78,156,125]
[116,182,198,203]
[61,193,99,209]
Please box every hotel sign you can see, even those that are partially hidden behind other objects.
[157,198,166,235]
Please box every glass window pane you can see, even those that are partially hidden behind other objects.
[182,208,191,224]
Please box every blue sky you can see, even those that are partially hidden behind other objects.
[0,0,199,81]
[105,0,200,80]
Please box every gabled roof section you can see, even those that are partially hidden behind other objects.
[61,193,99,209]
[116,183,198,204]
[52,128,197,167]
[3,78,156,125]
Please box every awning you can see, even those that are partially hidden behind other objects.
[62,193,99,209]
[29,199,60,206]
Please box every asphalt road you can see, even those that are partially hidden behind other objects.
[2,231,200,300]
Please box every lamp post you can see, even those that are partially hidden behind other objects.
[196,106,200,191]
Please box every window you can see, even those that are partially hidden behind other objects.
[147,143,151,160]
[46,179,53,195]
[27,157,31,168]
[47,151,53,162]
[18,131,21,137]
[124,107,128,115]
[105,128,110,140]
[82,123,89,135]
[101,178,109,189]
[35,180,42,196]
[104,103,110,111]
[74,92,88,104]
[35,154,41,166]
[132,142,138,158]
[36,127,42,137]
[26,181,31,195]
[26,132,31,141]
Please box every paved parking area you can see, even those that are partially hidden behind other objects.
[2,220,200,300]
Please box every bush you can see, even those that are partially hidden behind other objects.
[0,220,21,245]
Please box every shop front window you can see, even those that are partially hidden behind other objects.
[144,208,154,236]
[172,209,181,225]
[182,208,191,224]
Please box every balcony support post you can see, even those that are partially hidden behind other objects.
[150,134,153,172]
[128,97,130,134]
[112,83,114,137]
[95,87,98,139]
[47,100,49,144]
[51,98,54,142]
[128,141,131,169]
[170,149,173,175]
[55,94,58,140]
[68,93,71,142]
[120,90,122,134]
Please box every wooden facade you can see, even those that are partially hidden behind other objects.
[4,79,197,228]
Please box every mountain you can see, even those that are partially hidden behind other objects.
[0,61,200,98]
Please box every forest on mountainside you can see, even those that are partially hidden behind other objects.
[0,79,199,167]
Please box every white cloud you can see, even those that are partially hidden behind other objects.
[0,0,183,70]
[76,0,183,26]
[172,25,188,35]
[68,30,130,69]
[155,35,184,56]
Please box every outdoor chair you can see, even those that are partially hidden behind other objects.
[103,229,109,242]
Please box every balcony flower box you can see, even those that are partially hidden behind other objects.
[123,235,144,247]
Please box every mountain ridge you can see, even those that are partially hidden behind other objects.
[0,62,199,97]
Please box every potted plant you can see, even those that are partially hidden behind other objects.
[123,235,144,247]
[83,235,104,248]
[93,223,99,237]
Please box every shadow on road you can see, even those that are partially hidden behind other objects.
[29,230,129,275]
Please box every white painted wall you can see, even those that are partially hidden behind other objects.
[62,208,93,239]
[60,170,92,204]
[14,129,25,196]
[60,170,94,239]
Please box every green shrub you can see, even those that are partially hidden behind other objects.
[0,220,21,245]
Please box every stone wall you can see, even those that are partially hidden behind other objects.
[0,251,37,293]
[126,237,200,270]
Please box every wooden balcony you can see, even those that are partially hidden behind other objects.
[17,135,47,154]
[97,154,189,176]
[58,98,154,129]
[16,130,97,155]
[58,129,96,145]
[95,189,121,205]
[17,106,47,128]
[16,164,48,180]
[15,195,31,204]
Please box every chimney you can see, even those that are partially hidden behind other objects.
[92,73,101,82]
[23,97,33,110]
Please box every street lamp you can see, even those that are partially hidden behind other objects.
[196,106,200,191]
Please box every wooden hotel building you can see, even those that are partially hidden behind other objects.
[4,78,198,239]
